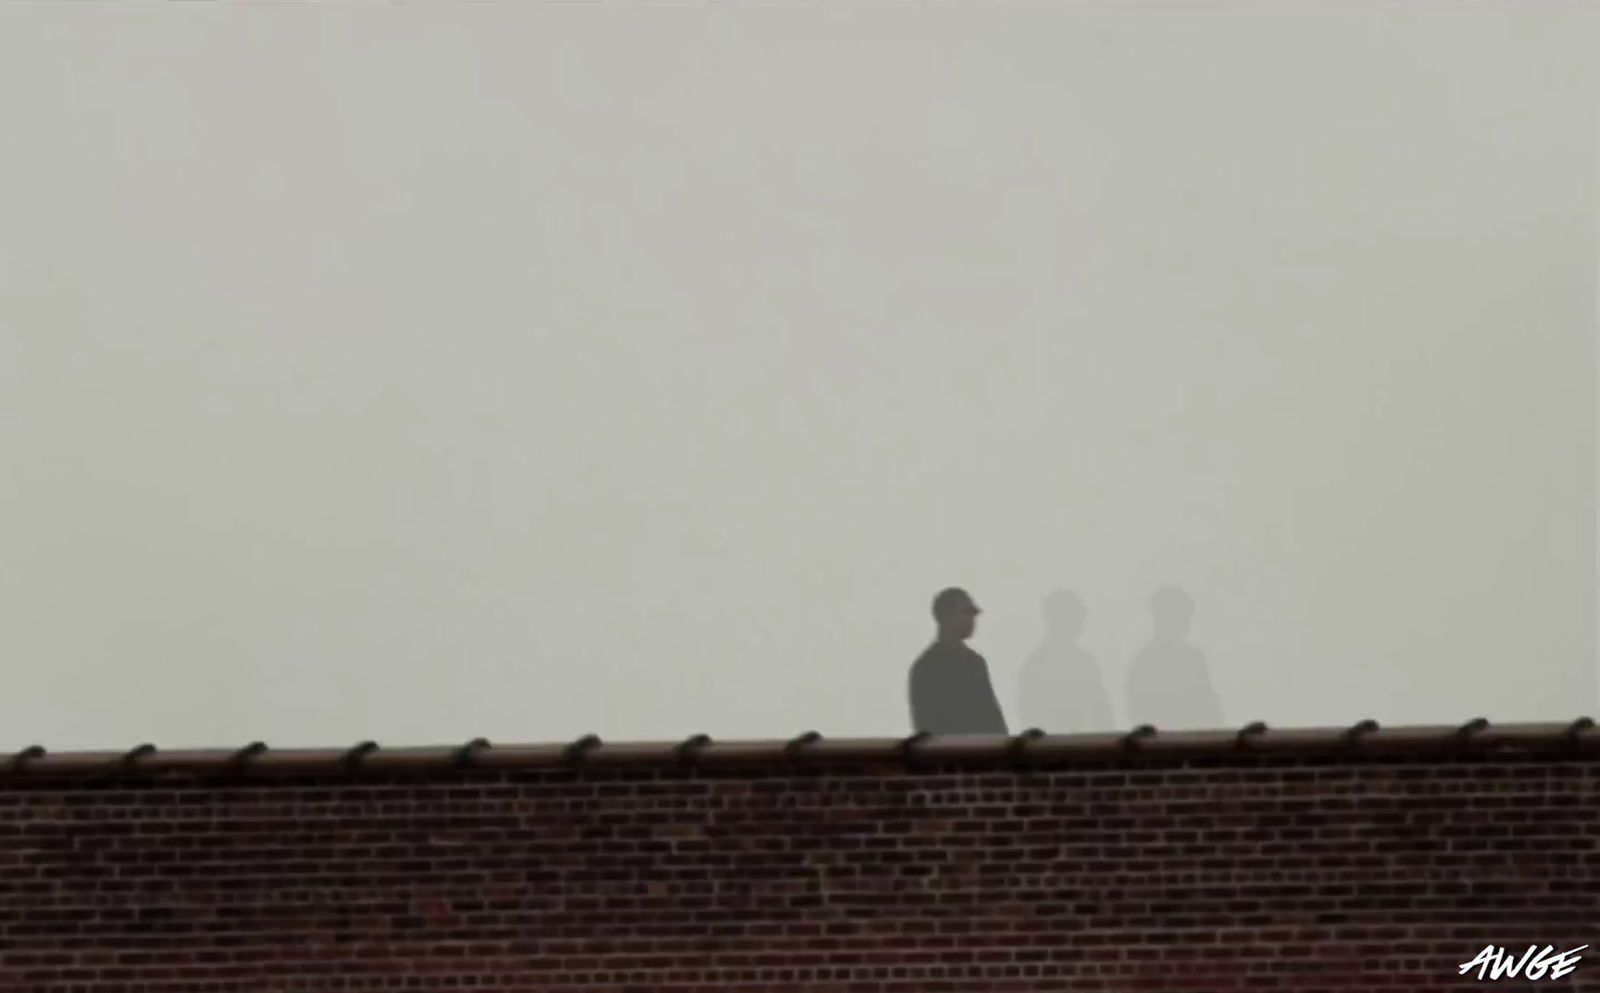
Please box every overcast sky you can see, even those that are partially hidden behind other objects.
[1,3,1595,751]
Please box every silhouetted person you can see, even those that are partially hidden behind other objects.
[908,587,1009,735]
[1018,589,1115,732]
[1124,585,1224,730]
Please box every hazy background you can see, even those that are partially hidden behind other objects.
[1,3,1594,750]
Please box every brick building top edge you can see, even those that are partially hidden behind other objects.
[2,717,1597,780]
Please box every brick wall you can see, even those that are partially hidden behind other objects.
[1,749,1596,992]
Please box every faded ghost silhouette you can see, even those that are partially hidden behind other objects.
[907,587,1009,735]
[1124,585,1225,730]
[1018,590,1116,733]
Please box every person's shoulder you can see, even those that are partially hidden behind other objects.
[911,642,957,671]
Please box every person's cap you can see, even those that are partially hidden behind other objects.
[933,587,981,619]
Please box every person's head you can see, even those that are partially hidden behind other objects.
[1041,589,1085,639]
[932,586,981,641]
[1151,585,1195,637]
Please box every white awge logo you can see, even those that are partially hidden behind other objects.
[1459,944,1586,981]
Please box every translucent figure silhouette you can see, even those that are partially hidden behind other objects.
[1124,585,1225,730]
[1018,590,1115,733]
[908,587,1009,735]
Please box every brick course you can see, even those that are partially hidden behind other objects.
[0,747,1596,991]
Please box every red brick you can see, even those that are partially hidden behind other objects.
[0,753,1596,990]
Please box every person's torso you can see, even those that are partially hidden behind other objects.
[1019,645,1114,731]
[911,641,1005,732]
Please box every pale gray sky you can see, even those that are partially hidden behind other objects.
[1,3,1595,750]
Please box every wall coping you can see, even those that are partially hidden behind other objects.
[2,718,1597,781]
